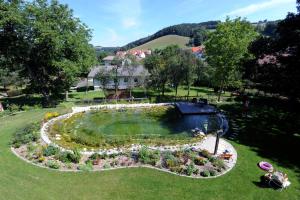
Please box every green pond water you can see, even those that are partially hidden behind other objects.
[50,106,221,148]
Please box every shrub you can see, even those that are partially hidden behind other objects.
[89,153,99,160]
[78,163,93,172]
[46,160,60,169]
[164,153,180,168]
[22,105,32,111]
[9,104,20,113]
[200,170,210,177]
[138,147,161,166]
[44,112,59,121]
[200,150,212,159]
[43,145,60,156]
[71,149,81,163]
[103,163,110,169]
[186,163,196,176]
[11,122,40,147]
[194,157,207,166]
[38,156,45,163]
[209,169,217,176]
[212,158,226,170]
[58,149,81,163]
[170,166,185,174]
[99,153,108,159]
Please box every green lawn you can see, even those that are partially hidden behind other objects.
[131,35,190,50]
[68,86,232,104]
[0,97,299,199]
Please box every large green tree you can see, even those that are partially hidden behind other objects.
[205,18,258,101]
[0,0,96,105]
[246,0,300,100]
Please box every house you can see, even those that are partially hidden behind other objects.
[88,56,149,90]
[191,46,205,59]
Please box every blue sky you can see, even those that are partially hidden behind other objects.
[58,0,297,47]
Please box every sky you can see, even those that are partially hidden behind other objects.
[58,0,297,47]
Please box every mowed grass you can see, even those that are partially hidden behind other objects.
[0,100,300,200]
[131,35,190,50]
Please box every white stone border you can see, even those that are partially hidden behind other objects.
[11,140,237,179]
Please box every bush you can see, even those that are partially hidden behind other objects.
[212,158,226,170]
[209,169,217,176]
[89,153,100,160]
[103,163,110,169]
[200,150,212,159]
[138,147,161,166]
[170,165,185,174]
[200,170,210,177]
[8,104,20,113]
[58,149,81,163]
[11,122,40,147]
[44,112,59,121]
[22,105,32,111]
[43,145,60,156]
[186,163,196,176]
[78,163,93,172]
[163,152,180,168]
[46,160,60,169]
[194,157,207,166]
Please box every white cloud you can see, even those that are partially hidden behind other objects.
[102,0,142,28]
[122,18,138,28]
[226,0,295,17]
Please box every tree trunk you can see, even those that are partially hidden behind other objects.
[162,84,165,96]
[42,92,51,107]
[65,90,69,101]
[218,80,224,102]
[175,85,178,97]
[129,88,132,101]
[187,84,190,97]
[85,77,88,94]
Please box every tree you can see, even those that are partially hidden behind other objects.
[246,1,300,100]
[111,55,123,96]
[123,54,139,99]
[194,59,211,87]
[144,50,168,96]
[192,27,208,46]
[205,18,258,101]
[181,50,197,97]
[167,53,183,97]
[97,51,108,64]
[95,67,111,98]
[0,0,96,105]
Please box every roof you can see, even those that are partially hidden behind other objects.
[103,56,115,61]
[88,65,150,78]
[191,46,204,53]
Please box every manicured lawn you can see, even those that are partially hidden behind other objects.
[68,86,232,103]
[0,98,299,199]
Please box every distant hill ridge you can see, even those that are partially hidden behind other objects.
[95,20,279,52]
[122,21,219,50]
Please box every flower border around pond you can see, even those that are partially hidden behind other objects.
[11,135,237,179]
[12,103,237,178]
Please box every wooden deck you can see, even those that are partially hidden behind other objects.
[175,102,218,115]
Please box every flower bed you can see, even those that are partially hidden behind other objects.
[12,124,232,178]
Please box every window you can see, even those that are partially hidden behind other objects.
[124,77,128,82]
[134,78,138,83]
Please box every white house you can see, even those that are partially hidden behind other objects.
[87,56,149,90]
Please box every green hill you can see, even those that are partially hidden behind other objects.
[131,35,190,50]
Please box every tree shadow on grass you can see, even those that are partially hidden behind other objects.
[219,96,300,181]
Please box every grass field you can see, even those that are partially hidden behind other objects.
[131,35,190,50]
[0,94,299,199]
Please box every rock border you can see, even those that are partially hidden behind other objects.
[11,137,237,179]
